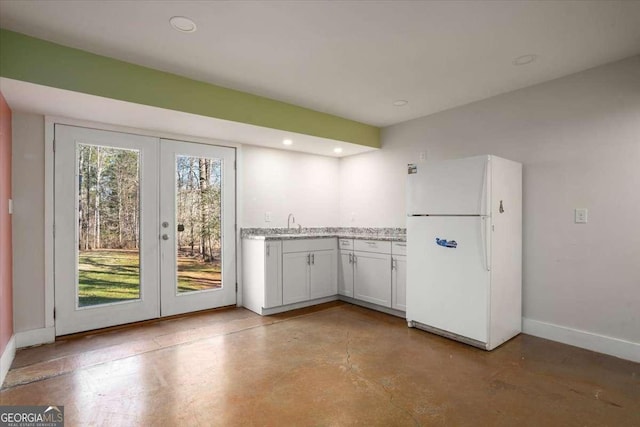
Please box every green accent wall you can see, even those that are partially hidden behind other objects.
[0,29,380,148]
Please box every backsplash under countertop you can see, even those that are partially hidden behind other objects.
[241,227,406,242]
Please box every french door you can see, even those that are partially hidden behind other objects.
[54,125,236,335]
[159,139,236,316]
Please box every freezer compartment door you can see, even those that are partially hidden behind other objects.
[407,155,490,215]
[406,216,490,343]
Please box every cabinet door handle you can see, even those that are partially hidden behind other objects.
[311,253,315,265]
[307,254,310,265]
[349,253,352,264]
[266,244,270,257]
[353,255,357,265]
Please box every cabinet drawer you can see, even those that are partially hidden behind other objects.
[354,239,391,254]
[392,241,407,256]
[283,238,337,253]
[338,238,353,250]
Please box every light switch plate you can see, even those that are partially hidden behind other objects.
[264,211,272,222]
[8,199,12,215]
[575,208,588,224]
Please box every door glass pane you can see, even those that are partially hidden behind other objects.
[77,144,141,307]
[175,155,222,293]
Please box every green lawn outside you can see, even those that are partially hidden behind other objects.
[78,250,221,307]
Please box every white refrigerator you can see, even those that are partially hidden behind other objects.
[406,155,522,350]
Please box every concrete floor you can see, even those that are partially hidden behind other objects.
[1,302,638,426]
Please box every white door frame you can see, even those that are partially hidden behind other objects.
[44,116,244,338]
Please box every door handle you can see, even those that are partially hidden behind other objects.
[481,217,491,272]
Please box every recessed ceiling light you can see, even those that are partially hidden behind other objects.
[170,16,197,33]
[512,54,537,66]
[333,147,343,154]
[392,100,408,107]
[282,139,293,146]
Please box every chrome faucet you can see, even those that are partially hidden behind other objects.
[287,213,296,230]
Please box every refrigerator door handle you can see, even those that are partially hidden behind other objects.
[482,217,491,271]
[482,157,491,215]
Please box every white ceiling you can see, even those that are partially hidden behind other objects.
[1,0,640,127]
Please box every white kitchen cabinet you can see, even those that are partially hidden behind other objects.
[391,242,407,311]
[264,241,283,308]
[282,238,337,305]
[392,255,406,311]
[338,239,354,297]
[354,239,391,254]
[282,252,311,305]
[353,250,392,308]
[310,251,337,299]
[338,252,354,297]
[244,234,405,316]
[242,239,282,314]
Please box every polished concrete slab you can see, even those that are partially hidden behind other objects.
[1,302,639,426]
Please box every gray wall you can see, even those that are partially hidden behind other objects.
[241,145,340,228]
[12,113,45,333]
[340,56,640,343]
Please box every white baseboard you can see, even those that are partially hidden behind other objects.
[260,296,339,315]
[338,296,406,319]
[522,318,640,363]
[1,335,16,387]
[15,327,55,348]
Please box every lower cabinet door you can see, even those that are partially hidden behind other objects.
[354,251,392,307]
[338,251,354,297]
[264,242,282,308]
[283,252,310,305]
[392,255,407,311]
[310,250,337,299]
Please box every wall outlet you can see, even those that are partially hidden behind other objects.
[574,208,588,224]
[419,151,427,162]
[264,211,272,222]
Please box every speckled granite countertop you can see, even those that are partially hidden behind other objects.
[241,227,406,242]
